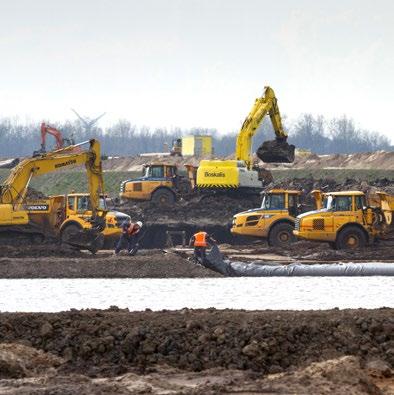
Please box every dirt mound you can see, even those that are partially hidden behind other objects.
[0,309,392,394]
[0,244,88,258]
[0,309,392,377]
[267,177,394,205]
[0,250,221,278]
[122,194,260,226]
[102,150,394,172]
[259,356,385,394]
[3,357,390,394]
[0,343,63,379]
[265,150,394,170]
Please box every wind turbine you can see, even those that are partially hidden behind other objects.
[71,109,106,133]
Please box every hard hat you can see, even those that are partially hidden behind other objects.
[136,221,143,227]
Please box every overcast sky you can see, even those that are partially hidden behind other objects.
[0,0,393,141]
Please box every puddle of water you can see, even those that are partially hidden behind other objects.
[0,277,393,312]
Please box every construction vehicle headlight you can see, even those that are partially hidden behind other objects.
[263,214,275,219]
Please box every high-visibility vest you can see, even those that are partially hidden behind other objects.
[124,223,140,236]
[128,224,140,236]
[194,231,208,247]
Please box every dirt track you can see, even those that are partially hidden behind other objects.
[0,308,392,394]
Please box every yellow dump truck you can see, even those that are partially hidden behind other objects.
[119,162,197,205]
[26,193,130,248]
[294,190,394,249]
[231,189,310,246]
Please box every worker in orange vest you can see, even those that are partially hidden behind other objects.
[114,220,143,255]
[189,231,216,263]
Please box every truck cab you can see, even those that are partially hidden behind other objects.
[231,189,302,246]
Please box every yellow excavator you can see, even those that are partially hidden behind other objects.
[0,139,113,252]
[197,86,294,192]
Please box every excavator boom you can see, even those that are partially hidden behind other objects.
[239,86,294,164]
[236,86,293,167]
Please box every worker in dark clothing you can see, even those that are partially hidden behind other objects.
[189,231,216,264]
[114,220,143,255]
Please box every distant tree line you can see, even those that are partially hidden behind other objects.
[0,114,391,158]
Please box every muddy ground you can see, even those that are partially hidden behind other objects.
[0,247,220,278]
[0,177,393,278]
[1,240,394,278]
[0,308,392,394]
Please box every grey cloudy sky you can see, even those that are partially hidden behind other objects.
[0,0,393,141]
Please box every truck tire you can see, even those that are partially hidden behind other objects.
[268,222,295,247]
[336,226,367,250]
[177,179,192,195]
[152,189,175,205]
[61,224,82,245]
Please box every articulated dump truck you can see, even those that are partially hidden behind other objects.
[294,190,394,249]
[231,189,321,246]
[25,193,129,250]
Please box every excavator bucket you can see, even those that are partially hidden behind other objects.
[256,139,295,163]
[65,229,104,254]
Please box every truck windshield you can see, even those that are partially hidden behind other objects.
[145,166,164,178]
[325,195,352,211]
[76,196,107,211]
[261,193,285,210]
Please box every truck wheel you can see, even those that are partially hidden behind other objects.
[268,223,295,247]
[61,224,82,245]
[152,189,175,205]
[177,179,192,195]
[336,226,367,250]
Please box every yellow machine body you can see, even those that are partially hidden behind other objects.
[231,190,302,245]
[26,193,129,239]
[0,139,111,250]
[120,163,197,205]
[120,163,178,201]
[196,86,291,190]
[197,160,260,189]
[294,191,394,249]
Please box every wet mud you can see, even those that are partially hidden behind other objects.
[0,308,392,394]
[0,240,394,278]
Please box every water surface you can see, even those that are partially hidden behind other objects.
[0,277,393,312]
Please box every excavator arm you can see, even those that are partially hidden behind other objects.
[40,122,64,151]
[0,139,106,229]
[236,86,294,167]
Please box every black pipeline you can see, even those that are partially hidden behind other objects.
[204,245,394,277]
